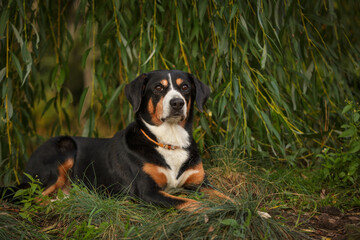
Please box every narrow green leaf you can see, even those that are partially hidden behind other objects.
[56,68,66,92]
[176,8,183,32]
[239,15,249,34]
[41,97,56,117]
[274,0,280,29]
[6,98,13,119]
[198,0,208,24]
[142,48,156,66]
[21,43,32,85]
[97,75,107,98]
[260,42,267,69]
[30,22,40,49]
[10,52,23,81]
[78,88,89,123]
[291,83,296,110]
[11,24,23,47]
[229,5,238,22]
[257,0,264,29]
[0,67,6,83]
[82,48,92,68]
[51,65,59,84]
[104,85,124,115]
[0,9,8,37]
[261,111,281,142]
[15,0,25,17]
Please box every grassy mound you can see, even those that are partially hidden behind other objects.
[0,167,310,240]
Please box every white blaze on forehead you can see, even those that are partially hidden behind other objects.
[162,73,187,120]
[168,73,173,89]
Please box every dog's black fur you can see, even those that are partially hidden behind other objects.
[1,70,231,211]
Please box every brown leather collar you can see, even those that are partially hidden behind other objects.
[140,129,181,150]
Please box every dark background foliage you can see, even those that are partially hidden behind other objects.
[0,0,359,185]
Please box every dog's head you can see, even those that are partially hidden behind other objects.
[125,70,210,127]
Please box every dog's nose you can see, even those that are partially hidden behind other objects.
[170,98,185,110]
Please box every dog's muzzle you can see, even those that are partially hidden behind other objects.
[162,98,186,122]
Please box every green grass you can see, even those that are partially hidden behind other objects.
[0,165,311,239]
[2,0,360,185]
[2,147,358,239]
[0,194,307,239]
[0,158,319,240]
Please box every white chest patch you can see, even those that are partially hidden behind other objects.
[156,147,197,191]
[143,119,195,191]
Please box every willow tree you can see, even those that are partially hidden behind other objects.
[0,0,359,184]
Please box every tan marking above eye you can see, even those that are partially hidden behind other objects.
[160,79,168,87]
[159,191,201,212]
[176,78,184,86]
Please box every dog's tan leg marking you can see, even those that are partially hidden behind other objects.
[183,162,205,186]
[200,188,234,202]
[181,162,234,205]
[143,163,167,189]
[42,158,74,196]
[159,191,202,212]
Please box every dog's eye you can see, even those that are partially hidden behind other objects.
[154,85,164,92]
[181,84,189,91]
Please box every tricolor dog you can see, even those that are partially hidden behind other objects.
[14,70,231,211]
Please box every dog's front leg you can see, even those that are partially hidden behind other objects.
[142,189,202,212]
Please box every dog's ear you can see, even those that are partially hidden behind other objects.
[125,73,148,113]
[188,73,211,112]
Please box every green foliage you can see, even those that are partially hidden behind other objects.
[317,102,360,185]
[71,220,111,240]
[36,183,309,239]
[220,210,252,239]
[339,101,360,153]
[0,0,359,185]
[13,173,49,222]
[0,212,49,239]
[319,148,359,185]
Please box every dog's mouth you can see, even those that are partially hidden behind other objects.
[161,113,185,123]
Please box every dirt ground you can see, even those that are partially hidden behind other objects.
[206,169,360,240]
[270,206,360,240]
